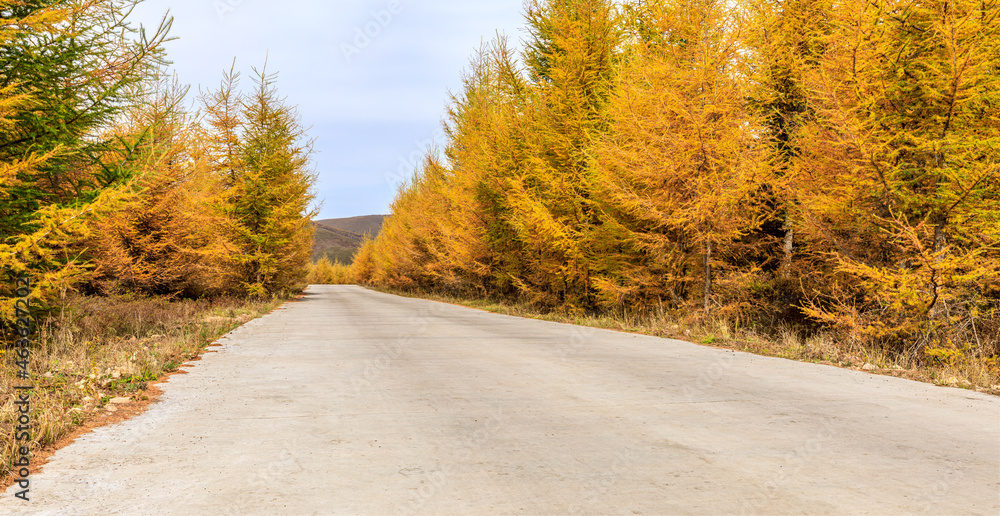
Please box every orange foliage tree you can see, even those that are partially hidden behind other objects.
[595,0,772,315]
[793,0,999,354]
[86,81,236,297]
[503,0,622,309]
[206,67,318,298]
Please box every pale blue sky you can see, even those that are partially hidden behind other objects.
[129,0,527,219]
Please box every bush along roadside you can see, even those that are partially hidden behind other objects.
[1,293,285,483]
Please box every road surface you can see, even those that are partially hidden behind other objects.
[4,285,999,515]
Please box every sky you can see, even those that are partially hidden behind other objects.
[128,0,528,219]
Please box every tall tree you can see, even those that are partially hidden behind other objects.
[222,67,317,297]
[0,0,170,320]
[441,37,532,295]
[596,0,770,315]
[745,0,832,282]
[0,0,171,232]
[354,37,533,295]
[508,0,622,309]
[86,79,236,297]
[796,0,1000,352]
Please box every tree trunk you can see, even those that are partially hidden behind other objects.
[668,285,682,309]
[781,224,794,280]
[929,216,948,320]
[704,239,713,316]
[933,220,947,255]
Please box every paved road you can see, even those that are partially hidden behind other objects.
[4,285,999,515]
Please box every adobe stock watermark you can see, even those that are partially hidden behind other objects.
[567,449,638,515]
[9,273,35,502]
[220,438,306,515]
[348,300,448,399]
[680,351,738,402]
[554,324,600,362]
[213,0,246,21]
[738,417,838,515]
[397,403,508,515]
[342,1,404,63]
[384,129,447,189]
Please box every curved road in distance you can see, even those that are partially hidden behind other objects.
[4,285,999,515]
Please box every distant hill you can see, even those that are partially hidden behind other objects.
[315,215,386,238]
[311,215,387,263]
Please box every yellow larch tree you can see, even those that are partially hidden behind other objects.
[85,80,237,297]
[795,0,1000,355]
[505,0,622,309]
[595,0,771,316]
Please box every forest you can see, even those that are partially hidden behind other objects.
[0,0,317,314]
[354,0,999,373]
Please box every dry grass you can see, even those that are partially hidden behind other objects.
[381,287,1000,396]
[0,293,282,481]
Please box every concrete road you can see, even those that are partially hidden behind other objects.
[3,285,999,515]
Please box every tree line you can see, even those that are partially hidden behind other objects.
[355,0,999,358]
[0,0,316,326]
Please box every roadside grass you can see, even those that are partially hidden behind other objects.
[378,287,1000,396]
[0,293,282,482]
